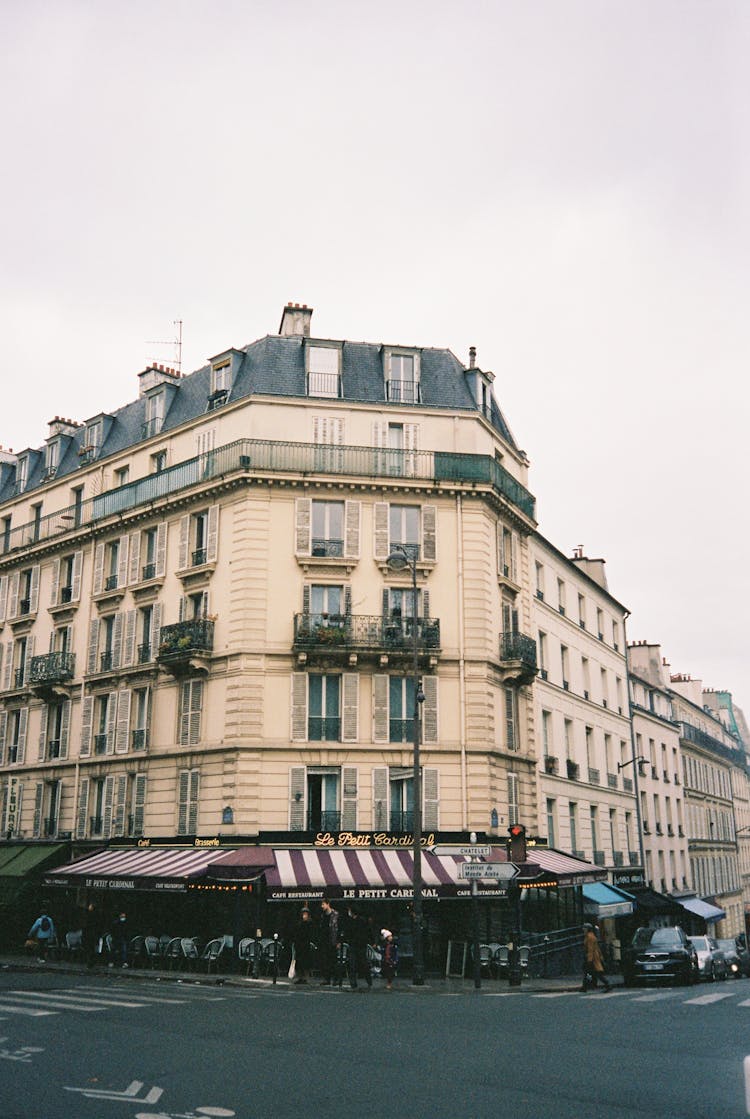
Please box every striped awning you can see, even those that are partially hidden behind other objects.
[43,846,241,893]
[264,848,505,902]
[489,846,608,887]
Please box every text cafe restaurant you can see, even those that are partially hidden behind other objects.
[44,828,606,966]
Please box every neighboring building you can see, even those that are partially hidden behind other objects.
[669,674,744,936]
[531,539,638,878]
[626,642,691,897]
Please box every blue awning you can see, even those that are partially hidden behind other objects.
[677,896,726,923]
[582,882,635,918]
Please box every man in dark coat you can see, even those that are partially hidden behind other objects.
[292,907,315,984]
[346,906,373,990]
[318,899,340,986]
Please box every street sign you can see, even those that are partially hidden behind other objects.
[459,862,518,880]
[430,844,492,858]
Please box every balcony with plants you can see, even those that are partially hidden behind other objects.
[157,618,215,674]
[498,631,538,685]
[29,650,76,696]
[293,613,440,664]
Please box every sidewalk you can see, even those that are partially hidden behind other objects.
[0,952,594,994]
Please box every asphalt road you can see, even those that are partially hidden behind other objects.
[0,972,748,1119]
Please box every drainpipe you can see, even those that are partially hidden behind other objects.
[622,612,648,882]
[456,494,468,830]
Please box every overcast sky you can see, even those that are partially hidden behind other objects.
[2,1,748,714]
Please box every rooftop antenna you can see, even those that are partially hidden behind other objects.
[146,318,183,372]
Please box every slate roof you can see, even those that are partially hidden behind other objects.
[0,331,520,504]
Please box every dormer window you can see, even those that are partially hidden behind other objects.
[15,456,28,493]
[80,421,102,462]
[211,359,231,396]
[307,346,341,398]
[385,351,420,404]
[142,391,165,439]
[44,440,59,479]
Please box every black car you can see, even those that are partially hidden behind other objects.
[622,926,699,987]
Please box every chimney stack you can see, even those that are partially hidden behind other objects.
[279,302,313,338]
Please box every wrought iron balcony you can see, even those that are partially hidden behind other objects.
[157,618,215,665]
[307,717,342,742]
[137,643,152,664]
[47,740,61,760]
[131,728,148,751]
[389,718,415,743]
[104,574,119,592]
[293,613,440,659]
[498,631,537,684]
[29,650,75,687]
[307,810,341,831]
[43,817,57,837]
[390,810,414,831]
[612,851,624,866]
[142,562,156,581]
[386,379,421,404]
[191,547,207,567]
[94,734,109,755]
[89,815,104,835]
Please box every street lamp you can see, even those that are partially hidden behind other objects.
[387,543,426,986]
[618,754,648,876]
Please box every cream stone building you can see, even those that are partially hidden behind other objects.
[0,305,543,851]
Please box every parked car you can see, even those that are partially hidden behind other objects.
[688,935,727,981]
[623,927,699,987]
[715,939,747,978]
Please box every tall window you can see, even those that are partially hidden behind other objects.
[590,806,599,853]
[389,768,414,830]
[389,504,419,552]
[308,675,340,741]
[310,584,343,621]
[541,710,552,756]
[557,578,566,615]
[132,688,150,750]
[504,686,517,750]
[179,679,203,746]
[144,392,165,437]
[389,676,416,743]
[387,353,418,403]
[569,802,578,852]
[507,773,519,826]
[546,798,557,847]
[312,500,344,558]
[177,768,199,835]
[306,769,340,830]
[307,346,340,397]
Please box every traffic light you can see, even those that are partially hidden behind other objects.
[507,823,527,864]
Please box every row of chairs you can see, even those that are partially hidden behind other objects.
[477,942,531,978]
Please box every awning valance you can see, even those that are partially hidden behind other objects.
[488,846,607,887]
[582,882,635,918]
[677,896,726,923]
[43,847,242,893]
[626,886,683,916]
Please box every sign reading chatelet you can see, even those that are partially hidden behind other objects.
[458,862,519,880]
[430,844,492,858]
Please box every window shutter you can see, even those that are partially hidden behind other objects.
[341,766,358,830]
[33,782,44,838]
[188,770,199,833]
[344,586,352,616]
[291,674,308,742]
[50,560,60,607]
[113,775,128,837]
[302,585,311,615]
[341,674,359,742]
[2,642,12,691]
[105,691,117,753]
[422,676,438,744]
[372,767,389,829]
[155,522,167,577]
[289,766,306,830]
[112,612,123,669]
[295,499,312,556]
[80,695,94,758]
[71,551,83,601]
[60,700,70,760]
[423,767,439,830]
[38,705,48,761]
[421,505,437,562]
[381,589,389,620]
[373,675,389,743]
[115,689,131,754]
[507,772,519,826]
[133,774,147,835]
[0,711,7,767]
[86,617,100,675]
[404,423,418,476]
[423,589,430,620]
[344,500,360,559]
[16,707,28,764]
[128,531,141,584]
[496,522,503,575]
[0,575,7,623]
[373,503,389,561]
[206,505,219,563]
[102,775,115,837]
[178,515,190,569]
[93,542,105,594]
[76,777,90,838]
[178,770,190,833]
[152,602,162,651]
[8,572,19,619]
[23,637,35,685]
[372,422,388,448]
[179,682,191,746]
[29,565,40,613]
[123,610,136,667]
[189,680,203,745]
[117,535,129,588]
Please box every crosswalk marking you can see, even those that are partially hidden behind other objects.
[632,992,681,1002]
[9,990,145,1009]
[60,987,192,1006]
[532,991,577,999]
[684,991,736,1006]
[0,1003,57,1017]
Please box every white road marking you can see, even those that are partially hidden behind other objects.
[0,1003,57,1017]
[632,991,682,1002]
[737,999,750,1008]
[9,989,145,1009]
[531,992,577,999]
[684,991,736,1006]
[59,987,191,1006]
[744,1054,750,1113]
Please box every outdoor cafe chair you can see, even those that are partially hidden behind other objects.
[238,936,261,978]
[143,936,161,968]
[180,938,200,971]
[201,938,224,974]
[164,937,185,971]
[64,930,83,961]
[128,935,145,965]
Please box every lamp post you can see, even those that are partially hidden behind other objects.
[617,754,648,876]
[387,543,426,986]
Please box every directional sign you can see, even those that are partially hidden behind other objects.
[459,862,518,881]
[430,844,492,858]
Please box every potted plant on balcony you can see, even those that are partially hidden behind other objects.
[566,759,579,780]
[544,755,558,774]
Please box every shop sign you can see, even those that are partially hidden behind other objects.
[612,869,645,889]
[313,831,437,849]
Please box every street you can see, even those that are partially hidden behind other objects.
[0,971,748,1119]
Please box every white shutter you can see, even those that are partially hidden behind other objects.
[341,674,359,742]
[178,770,189,834]
[93,542,105,594]
[2,642,12,691]
[102,775,115,837]
[132,774,147,835]
[115,689,131,754]
[178,515,190,569]
[289,766,306,831]
[117,535,129,588]
[341,766,358,831]
[374,503,389,561]
[7,572,19,618]
[206,505,219,563]
[372,766,389,830]
[33,782,44,838]
[23,637,35,687]
[38,705,49,761]
[291,673,308,742]
[80,695,94,758]
[155,522,167,577]
[105,690,117,753]
[29,565,40,613]
[0,575,7,623]
[128,531,141,584]
[344,500,361,559]
[76,777,90,838]
[71,551,83,601]
[113,774,128,837]
[123,610,137,667]
[151,602,161,651]
[60,700,70,760]
[295,499,312,556]
[423,767,439,830]
[422,676,438,744]
[0,712,7,767]
[373,676,389,743]
[421,505,437,562]
[50,560,60,607]
[188,770,199,833]
[403,423,418,476]
[86,617,100,675]
[112,612,123,669]
[16,707,28,764]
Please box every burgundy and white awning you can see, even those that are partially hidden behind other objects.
[43,846,242,893]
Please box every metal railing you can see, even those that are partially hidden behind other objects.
[137,643,152,664]
[29,650,76,685]
[293,613,440,652]
[306,810,341,831]
[0,437,536,557]
[47,740,61,760]
[158,618,214,659]
[307,717,341,742]
[131,728,148,751]
[94,734,108,755]
[498,632,538,672]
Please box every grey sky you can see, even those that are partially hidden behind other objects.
[2,1,748,711]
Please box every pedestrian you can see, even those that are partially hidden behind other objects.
[381,929,398,991]
[292,907,315,984]
[346,906,373,991]
[110,911,130,968]
[81,901,100,968]
[318,899,340,986]
[582,922,611,992]
[27,907,56,963]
